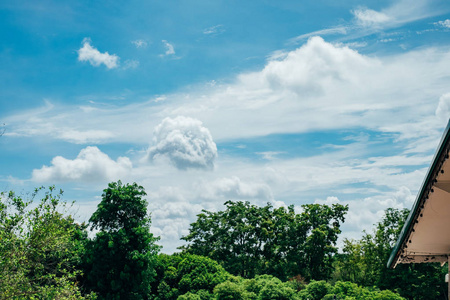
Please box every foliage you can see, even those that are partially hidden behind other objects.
[177,290,212,300]
[211,274,299,300]
[83,181,160,300]
[213,280,248,300]
[297,280,406,300]
[333,208,447,299]
[152,253,229,300]
[298,280,331,300]
[181,201,348,280]
[0,187,95,299]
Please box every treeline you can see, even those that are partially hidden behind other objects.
[0,182,446,299]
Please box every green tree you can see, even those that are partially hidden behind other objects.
[181,201,348,280]
[83,181,160,300]
[0,187,94,299]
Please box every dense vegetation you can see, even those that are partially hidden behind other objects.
[0,182,446,299]
[181,201,348,280]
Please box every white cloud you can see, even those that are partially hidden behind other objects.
[199,176,273,202]
[58,129,115,144]
[8,37,450,147]
[255,36,372,95]
[289,27,347,44]
[256,151,283,160]
[160,40,175,56]
[315,196,340,205]
[123,59,140,70]
[436,19,450,28]
[131,39,147,48]
[32,146,132,182]
[436,93,450,121]
[333,41,368,49]
[77,38,119,69]
[352,8,391,27]
[146,116,218,170]
[203,25,225,35]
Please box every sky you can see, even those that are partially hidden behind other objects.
[2,0,450,253]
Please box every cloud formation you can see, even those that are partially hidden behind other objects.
[131,39,148,48]
[255,36,372,95]
[289,27,347,44]
[123,59,140,70]
[352,8,391,27]
[435,93,450,121]
[203,25,225,36]
[199,176,273,202]
[77,38,119,69]
[32,146,132,182]
[8,36,450,147]
[161,40,175,56]
[146,116,217,170]
[436,19,450,28]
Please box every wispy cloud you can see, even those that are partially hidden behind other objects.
[203,24,225,36]
[131,39,148,48]
[351,0,446,31]
[352,8,391,28]
[290,0,448,45]
[123,59,139,70]
[77,38,119,69]
[256,151,284,160]
[160,40,175,57]
[435,19,450,28]
[289,27,347,44]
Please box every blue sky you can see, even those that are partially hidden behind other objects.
[2,0,450,252]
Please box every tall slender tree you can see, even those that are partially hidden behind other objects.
[83,181,160,300]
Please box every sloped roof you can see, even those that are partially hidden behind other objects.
[388,120,450,268]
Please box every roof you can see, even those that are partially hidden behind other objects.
[388,120,450,268]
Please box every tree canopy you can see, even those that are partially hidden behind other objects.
[0,186,94,299]
[181,201,348,280]
[83,181,160,300]
[0,184,422,300]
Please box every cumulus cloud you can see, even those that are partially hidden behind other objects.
[32,146,132,182]
[249,36,372,95]
[77,38,119,69]
[160,40,175,56]
[435,93,450,121]
[352,8,391,27]
[146,116,217,170]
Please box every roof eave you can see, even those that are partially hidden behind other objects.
[387,120,450,268]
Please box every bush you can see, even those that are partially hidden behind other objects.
[177,290,212,300]
[214,281,247,300]
[152,253,230,300]
[0,187,96,299]
[258,280,298,300]
[298,280,331,300]
[178,292,202,300]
